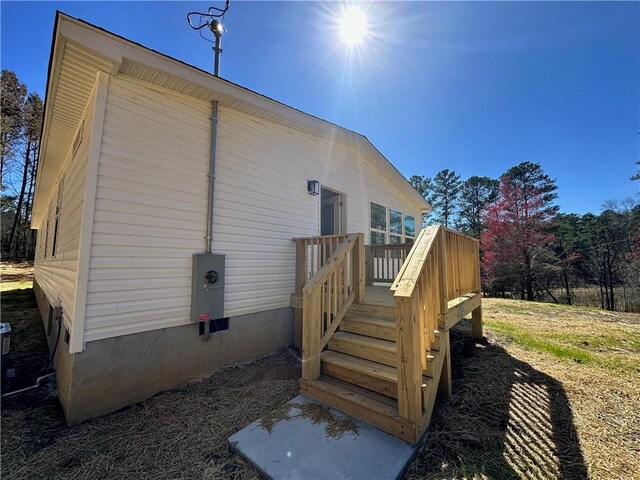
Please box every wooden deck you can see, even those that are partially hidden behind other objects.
[364,285,395,306]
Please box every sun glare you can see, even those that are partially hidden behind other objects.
[339,6,368,46]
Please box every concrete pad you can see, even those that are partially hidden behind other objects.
[228,395,420,480]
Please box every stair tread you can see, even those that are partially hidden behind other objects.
[342,315,395,327]
[318,374,398,407]
[301,376,399,414]
[321,350,433,385]
[322,351,397,383]
[340,315,397,342]
[330,331,396,351]
[349,303,395,320]
[300,375,417,443]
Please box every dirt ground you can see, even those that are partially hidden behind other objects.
[1,262,639,479]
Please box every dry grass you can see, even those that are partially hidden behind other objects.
[1,261,33,291]
[2,349,300,480]
[406,299,640,479]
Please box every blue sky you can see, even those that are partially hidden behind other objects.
[2,1,638,214]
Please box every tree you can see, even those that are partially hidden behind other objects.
[632,161,640,182]
[456,176,499,238]
[429,169,461,228]
[408,175,431,198]
[551,213,583,304]
[8,93,42,257]
[1,70,27,186]
[504,161,558,216]
[481,163,558,300]
[409,175,432,227]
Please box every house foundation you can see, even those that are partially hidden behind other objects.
[34,279,293,424]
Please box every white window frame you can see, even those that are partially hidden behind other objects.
[370,202,418,245]
[370,202,387,245]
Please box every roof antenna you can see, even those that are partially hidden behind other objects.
[187,1,230,77]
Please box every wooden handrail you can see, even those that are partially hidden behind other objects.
[392,225,480,425]
[292,233,350,242]
[301,233,365,381]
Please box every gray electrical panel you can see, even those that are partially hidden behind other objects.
[191,253,225,322]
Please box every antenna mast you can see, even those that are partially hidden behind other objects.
[187,1,230,77]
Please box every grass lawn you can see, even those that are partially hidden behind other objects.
[1,263,638,479]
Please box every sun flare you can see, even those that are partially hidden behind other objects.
[339,6,368,46]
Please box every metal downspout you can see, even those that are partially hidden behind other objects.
[206,100,219,253]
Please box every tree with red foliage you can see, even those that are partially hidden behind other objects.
[481,162,558,300]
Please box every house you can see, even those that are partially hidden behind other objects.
[32,13,451,429]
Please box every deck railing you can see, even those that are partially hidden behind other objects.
[293,234,349,293]
[297,233,365,380]
[365,243,414,284]
[391,226,480,427]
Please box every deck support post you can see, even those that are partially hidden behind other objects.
[294,240,306,349]
[471,305,483,340]
[437,331,452,397]
[471,239,483,341]
[301,287,322,380]
[395,297,423,425]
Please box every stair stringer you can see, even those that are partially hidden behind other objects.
[416,333,450,441]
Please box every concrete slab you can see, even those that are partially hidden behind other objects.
[228,395,420,480]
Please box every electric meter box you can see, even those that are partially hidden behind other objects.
[191,253,225,323]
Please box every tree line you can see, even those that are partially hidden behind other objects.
[410,161,640,312]
[1,70,43,259]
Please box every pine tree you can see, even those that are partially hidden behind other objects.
[409,175,432,227]
[1,70,27,186]
[481,164,558,300]
[429,169,461,228]
[457,176,499,238]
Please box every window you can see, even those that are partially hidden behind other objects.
[370,203,387,245]
[370,202,417,245]
[43,207,50,258]
[404,215,415,243]
[370,231,386,245]
[51,178,64,257]
[389,209,403,244]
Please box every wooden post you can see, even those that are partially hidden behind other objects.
[395,296,423,425]
[472,239,483,340]
[437,331,452,397]
[294,240,306,349]
[353,233,365,303]
[365,245,373,286]
[437,227,448,332]
[301,287,322,381]
[472,305,483,340]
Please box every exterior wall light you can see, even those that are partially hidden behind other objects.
[307,180,320,195]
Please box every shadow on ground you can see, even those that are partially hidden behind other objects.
[406,323,588,480]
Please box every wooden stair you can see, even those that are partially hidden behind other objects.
[300,305,445,443]
[293,227,483,444]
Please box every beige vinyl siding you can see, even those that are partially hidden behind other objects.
[84,77,209,341]
[84,76,421,342]
[33,96,96,331]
